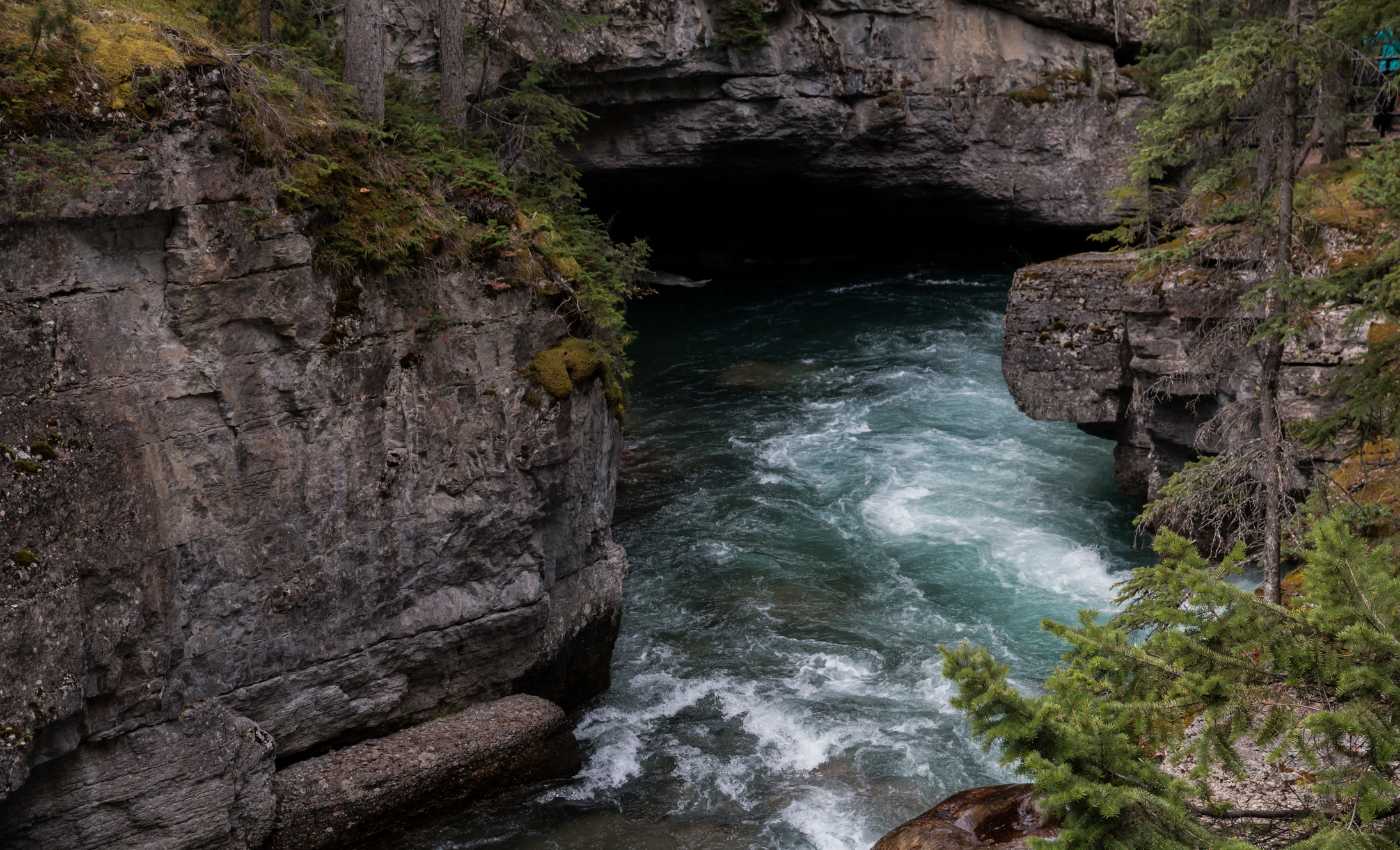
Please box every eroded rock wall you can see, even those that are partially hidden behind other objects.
[389,0,1153,232]
[1003,252,1371,496]
[0,74,625,849]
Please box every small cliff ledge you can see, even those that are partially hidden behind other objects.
[0,76,624,849]
[1003,252,1371,496]
[269,695,579,850]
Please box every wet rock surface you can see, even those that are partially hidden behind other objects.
[872,783,1055,850]
[1003,251,1372,495]
[0,76,625,849]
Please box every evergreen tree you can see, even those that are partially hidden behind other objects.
[942,3,1400,847]
[1107,0,1400,602]
[944,515,1400,848]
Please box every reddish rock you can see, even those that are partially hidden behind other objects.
[872,784,1056,850]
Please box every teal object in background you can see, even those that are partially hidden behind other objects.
[1379,29,1400,74]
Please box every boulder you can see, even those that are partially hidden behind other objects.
[872,783,1056,850]
[266,695,580,850]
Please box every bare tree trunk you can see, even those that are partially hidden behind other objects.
[439,0,468,130]
[1317,54,1349,163]
[259,0,273,42]
[1259,322,1285,605]
[1259,0,1301,606]
[344,0,385,125]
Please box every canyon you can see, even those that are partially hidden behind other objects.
[2,0,1335,847]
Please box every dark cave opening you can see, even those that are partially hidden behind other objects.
[579,168,1104,282]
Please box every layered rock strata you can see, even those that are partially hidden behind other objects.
[1003,252,1373,496]
[389,0,1154,233]
[0,74,624,849]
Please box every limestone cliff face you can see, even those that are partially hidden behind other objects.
[1002,252,1371,496]
[389,0,1153,231]
[0,74,625,849]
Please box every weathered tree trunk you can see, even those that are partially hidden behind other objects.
[1317,55,1350,163]
[439,0,468,130]
[1259,325,1285,606]
[259,0,273,42]
[1259,0,1301,606]
[344,0,385,125]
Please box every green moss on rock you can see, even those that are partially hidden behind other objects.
[1007,85,1054,106]
[14,458,42,475]
[529,338,606,400]
[29,441,57,460]
[12,548,38,567]
[528,337,627,417]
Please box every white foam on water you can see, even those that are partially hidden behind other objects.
[668,744,758,811]
[580,671,731,733]
[790,651,879,698]
[541,727,645,800]
[829,279,892,294]
[699,540,740,564]
[858,475,1117,605]
[717,685,875,775]
[551,671,739,801]
[914,661,956,713]
[860,485,933,536]
[775,787,878,850]
[989,528,1118,603]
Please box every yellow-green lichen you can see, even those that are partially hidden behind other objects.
[12,548,38,566]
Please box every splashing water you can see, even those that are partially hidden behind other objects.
[394,271,1145,850]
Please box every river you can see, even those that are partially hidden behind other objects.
[394,269,1145,850]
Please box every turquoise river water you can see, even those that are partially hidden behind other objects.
[394,270,1146,850]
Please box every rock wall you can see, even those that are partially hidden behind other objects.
[0,74,625,849]
[1003,252,1372,496]
[389,0,1153,233]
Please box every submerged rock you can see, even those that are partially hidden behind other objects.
[719,360,805,390]
[872,783,1055,849]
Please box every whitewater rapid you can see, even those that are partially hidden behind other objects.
[396,271,1143,850]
